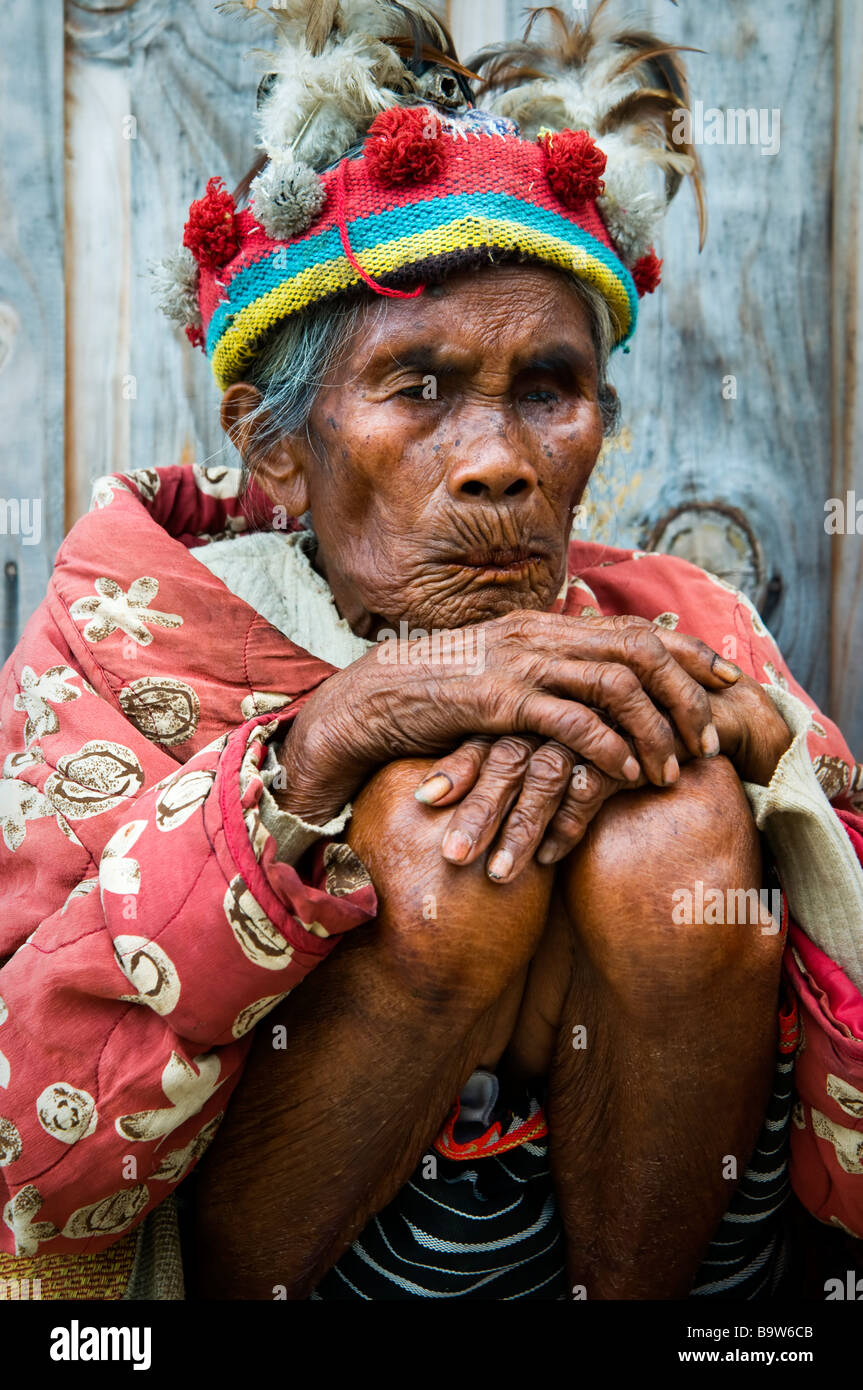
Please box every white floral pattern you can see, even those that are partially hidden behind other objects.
[0,996,8,1090]
[115,1051,224,1143]
[61,1184,149,1240]
[192,464,241,499]
[3,1185,58,1256]
[3,745,45,776]
[113,935,181,1016]
[231,992,290,1039]
[89,475,131,511]
[826,1073,863,1119]
[13,665,83,744]
[811,1108,863,1174]
[70,577,182,647]
[99,820,147,897]
[127,469,160,502]
[154,767,214,832]
[223,873,294,970]
[60,877,99,915]
[0,779,56,852]
[151,1112,223,1183]
[36,1083,98,1145]
[45,740,144,820]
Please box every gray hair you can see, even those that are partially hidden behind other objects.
[235,272,621,493]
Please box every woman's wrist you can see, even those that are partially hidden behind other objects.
[272,707,364,824]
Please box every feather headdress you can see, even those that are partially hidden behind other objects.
[157,1,706,383]
[473,2,706,265]
[221,0,475,236]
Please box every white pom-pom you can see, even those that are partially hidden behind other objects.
[150,246,201,328]
[250,157,326,238]
[596,138,664,266]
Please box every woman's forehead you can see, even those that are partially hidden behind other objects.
[352,265,595,364]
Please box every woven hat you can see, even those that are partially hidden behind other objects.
[154,2,705,391]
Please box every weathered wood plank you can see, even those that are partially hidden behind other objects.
[65,5,132,524]
[62,0,261,521]
[0,0,65,664]
[126,0,263,484]
[829,0,863,755]
[585,0,837,715]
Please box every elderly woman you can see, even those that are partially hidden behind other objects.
[1,3,861,1302]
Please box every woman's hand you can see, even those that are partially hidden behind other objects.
[706,672,792,785]
[415,732,626,880]
[413,670,791,884]
[274,610,741,826]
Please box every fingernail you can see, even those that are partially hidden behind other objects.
[713,658,741,682]
[701,723,720,756]
[442,828,472,863]
[487,849,513,881]
[415,774,452,805]
[663,755,679,785]
[623,756,641,782]
[536,841,560,864]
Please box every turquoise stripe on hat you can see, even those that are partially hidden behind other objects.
[205,189,636,357]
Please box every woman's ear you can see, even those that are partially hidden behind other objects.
[220,382,311,518]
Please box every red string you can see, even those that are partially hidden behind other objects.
[335,159,425,300]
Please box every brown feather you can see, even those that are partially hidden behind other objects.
[388,37,478,83]
[305,0,339,56]
[386,1,450,60]
[470,44,550,95]
[215,0,280,20]
[522,2,613,66]
[598,88,684,136]
[232,152,268,207]
[610,42,703,98]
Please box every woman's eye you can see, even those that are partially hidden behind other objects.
[398,384,427,400]
[522,388,559,405]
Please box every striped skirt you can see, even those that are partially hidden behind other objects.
[312,1049,795,1301]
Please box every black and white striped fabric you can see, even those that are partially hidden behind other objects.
[311,1052,794,1301]
[689,1052,794,1299]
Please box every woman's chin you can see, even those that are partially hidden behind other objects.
[397,585,560,634]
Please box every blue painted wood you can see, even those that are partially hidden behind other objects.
[0,0,65,663]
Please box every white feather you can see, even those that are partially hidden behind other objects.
[256,32,408,165]
[484,39,686,262]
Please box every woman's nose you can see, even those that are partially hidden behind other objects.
[446,444,539,503]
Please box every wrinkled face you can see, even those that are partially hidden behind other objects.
[247,263,605,636]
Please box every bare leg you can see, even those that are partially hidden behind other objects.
[543,756,783,1299]
[193,758,553,1299]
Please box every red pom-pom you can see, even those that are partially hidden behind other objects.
[365,106,446,186]
[183,176,241,270]
[541,129,606,208]
[631,249,663,297]
[184,324,205,350]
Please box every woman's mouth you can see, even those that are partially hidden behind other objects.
[458,547,546,579]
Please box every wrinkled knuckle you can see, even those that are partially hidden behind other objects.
[621,628,655,665]
[555,792,598,829]
[486,735,534,775]
[645,707,674,742]
[497,806,536,845]
[528,743,572,785]
[682,684,712,723]
[455,789,502,825]
[602,662,641,699]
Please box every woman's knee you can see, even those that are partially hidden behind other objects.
[560,756,782,1004]
[346,757,553,1011]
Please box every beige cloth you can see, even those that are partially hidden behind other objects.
[744,684,863,993]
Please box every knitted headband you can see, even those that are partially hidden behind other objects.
[154,2,705,392]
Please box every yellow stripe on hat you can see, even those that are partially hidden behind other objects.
[211,217,633,389]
